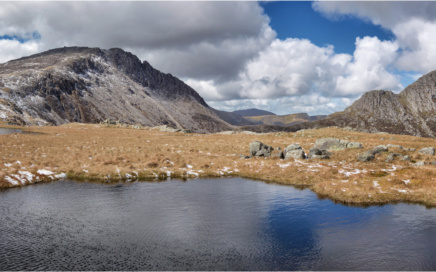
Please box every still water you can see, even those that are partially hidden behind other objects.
[0,128,21,134]
[0,178,435,270]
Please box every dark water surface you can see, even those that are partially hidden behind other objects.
[0,127,21,134]
[1,178,435,270]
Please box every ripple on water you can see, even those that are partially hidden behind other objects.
[0,178,436,270]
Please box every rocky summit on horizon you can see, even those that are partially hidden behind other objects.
[241,70,436,138]
[0,47,232,133]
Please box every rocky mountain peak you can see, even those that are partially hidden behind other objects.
[0,46,230,132]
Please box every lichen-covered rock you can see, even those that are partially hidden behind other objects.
[419,147,435,155]
[371,145,389,155]
[284,144,306,160]
[347,142,364,149]
[385,153,400,162]
[313,138,349,150]
[285,149,306,160]
[401,155,411,161]
[413,161,426,166]
[387,144,403,150]
[308,148,331,159]
[357,152,375,162]
[249,141,273,157]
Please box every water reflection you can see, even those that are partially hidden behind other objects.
[0,127,21,134]
[0,178,435,270]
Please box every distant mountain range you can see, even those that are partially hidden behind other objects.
[243,113,327,126]
[233,108,276,117]
[240,71,436,138]
[2,46,436,137]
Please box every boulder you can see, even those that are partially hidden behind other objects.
[370,145,389,155]
[347,142,364,149]
[313,138,349,150]
[249,141,273,157]
[357,152,375,162]
[401,155,411,162]
[284,144,306,160]
[419,147,435,155]
[387,144,403,150]
[385,153,400,162]
[308,148,331,159]
[413,161,426,166]
[285,150,306,160]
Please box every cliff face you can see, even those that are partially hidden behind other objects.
[311,70,436,137]
[0,47,232,133]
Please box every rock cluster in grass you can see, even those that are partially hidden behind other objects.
[313,138,363,150]
[248,137,362,161]
[249,141,274,157]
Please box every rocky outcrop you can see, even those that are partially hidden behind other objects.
[419,147,435,155]
[0,47,232,133]
[284,144,306,160]
[314,71,436,137]
[249,141,273,157]
[313,138,363,150]
[357,145,389,162]
[308,148,331,159]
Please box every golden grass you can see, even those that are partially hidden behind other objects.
[1,124,436,207]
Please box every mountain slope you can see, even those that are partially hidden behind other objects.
[0,47,232,133]
[233,108,276,117]
[244,112,327,126]
[241,71,436,137]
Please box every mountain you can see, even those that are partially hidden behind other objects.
[0,47,232,133]
[233,108,276,117]
[243,112,327,126]
[241,71,436,138]
[212,109,252,126]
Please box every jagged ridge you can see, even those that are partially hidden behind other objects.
[0,47,232,133]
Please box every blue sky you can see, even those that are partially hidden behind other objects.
[1,2,435,115]
[262,1,394,55]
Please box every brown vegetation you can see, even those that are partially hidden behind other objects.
[1,124,436,207]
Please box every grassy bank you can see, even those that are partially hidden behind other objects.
[1,123,436,207]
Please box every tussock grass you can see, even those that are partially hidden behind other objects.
[1,124,436,207]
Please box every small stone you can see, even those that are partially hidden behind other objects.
[401,155,411,161]
[371,145,389,154]
[419,147,435,155]
[357,152,375,162]
[413,161,425,166]
[347,142,364,149]
[387,144,403,150]
[385,155,394,162]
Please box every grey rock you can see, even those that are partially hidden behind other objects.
[419,147,435,155]
[285,149,306,160]
[347,141,364,149]
[371,145,389,155]
[249,141,273,157]
[387,144,403,150]
[357,152,375,162]
[275,151,285,159]
[285,143,303,151]
[385,155,395,162]
[308,148,331,159]
[413,161,426,166]
[401,155,411,161]
[313,138,349,150]
[431,161,436,166]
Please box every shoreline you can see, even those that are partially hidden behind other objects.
[1,123,436,207]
